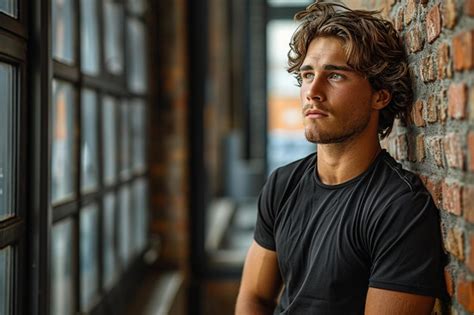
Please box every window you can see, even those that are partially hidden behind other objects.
[80,204,99,312]
[0,1,27,313]
[266,3,315,173]
[51,80,75,203]
[81,89,99,192]
[103,193,117,289]
[0,62,17,221]
[268,0,312,6]
[0,1,18,18]
[0,247,12,315]
[51,219,75,315]
[0,0,150,314]
[52,0,76,64]
[48,0,150,314]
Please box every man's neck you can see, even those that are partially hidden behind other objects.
[316,135,382,185]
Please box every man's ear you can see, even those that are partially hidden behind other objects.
[372,89,392,110]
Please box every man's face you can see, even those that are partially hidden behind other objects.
[299,36,379,144]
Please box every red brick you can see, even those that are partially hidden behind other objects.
[469,132,474,172]
[412,99,425,126]
[426,177,443,208]
[457,277,474,313]
[465,0,474,16]
[444,227,464,260]
[445,268,454,296]
[426,5,442,43]
[404,0,417,25]
[453,30,474,71]
[444,133,464,169]
[416,134,425,161]
[419,56,435,82]
[448,83,467,119]
[429,136,445,167]
[464,186,474,223]
[443,0,457,29]
[468,234,474,273]
[406,25,424,53]
[426,95,438,123]
[437,42,453,79]
[442,181,463,216]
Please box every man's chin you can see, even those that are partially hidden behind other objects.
[305,131,354,144]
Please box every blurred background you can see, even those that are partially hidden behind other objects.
[0,0,315,314]
[5,0,474,314]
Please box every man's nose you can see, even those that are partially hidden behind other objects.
[305,76,325,101]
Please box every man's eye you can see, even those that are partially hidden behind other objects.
[328,73,344,81]
[302,73,314,80]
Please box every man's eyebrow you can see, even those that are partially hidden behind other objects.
[298,64,354,72]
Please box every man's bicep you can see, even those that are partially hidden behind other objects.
[368,191,444,296]
[238,241,282,303]
[365,287,435,315]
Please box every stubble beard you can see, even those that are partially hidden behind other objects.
[304,114,371,144]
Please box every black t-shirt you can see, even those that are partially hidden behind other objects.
[254,150,445,315]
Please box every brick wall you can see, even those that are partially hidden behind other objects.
[352,0,474,313]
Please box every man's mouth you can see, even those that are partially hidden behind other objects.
[305,109,328,119]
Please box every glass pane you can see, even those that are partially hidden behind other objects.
[51,80,75,203]
[80,204,99,311]
[51,219,75,315]
[0,0,18,18]
[133,179,148,253]
[266,20,314,174]
[0,63,16,221]
[118,186,131,265]
[81,0,100,75]
[102,95,117,185]
[0,247,12,315]
[127,0,146,15]
[52,0,75,64]
[131,99,146,171]
[120,101,130,179]
[126,18,147,93]
[268,0,312,6]
[81,89,99,191]
[103,193,117,289]
[104,0,124,74]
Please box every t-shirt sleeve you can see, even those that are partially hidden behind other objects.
[368,190,445,298]
[254,170,278,251]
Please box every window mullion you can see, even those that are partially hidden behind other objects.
[29,0,53,314]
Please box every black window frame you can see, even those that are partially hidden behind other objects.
[28,0,151,314]
[0,1,28,314]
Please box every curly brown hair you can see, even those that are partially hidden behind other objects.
[288,1,413,138]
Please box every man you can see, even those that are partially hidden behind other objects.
[235,1,445,314]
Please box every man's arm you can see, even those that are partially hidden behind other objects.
[235,241,283,315]
[365,287,435,315]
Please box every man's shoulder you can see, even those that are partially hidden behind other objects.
[375,150,427,194]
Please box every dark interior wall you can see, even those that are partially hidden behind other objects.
[148,0,191,270]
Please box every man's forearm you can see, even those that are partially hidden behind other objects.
[235,295,276,315]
